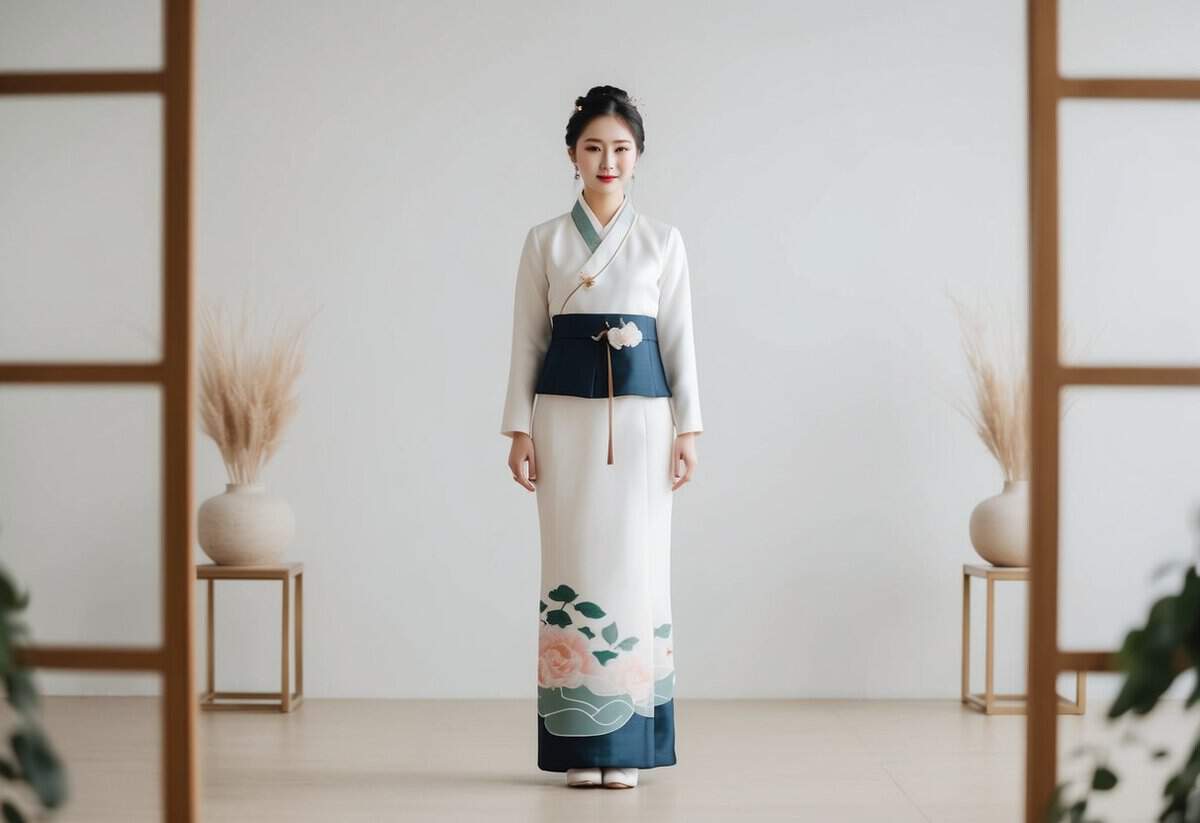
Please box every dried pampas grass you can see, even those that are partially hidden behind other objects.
[950,294,1030,482]
[199,300,313,485]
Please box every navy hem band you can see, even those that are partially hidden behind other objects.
[537,699,677,772]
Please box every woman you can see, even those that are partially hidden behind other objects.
[500,85,702,790]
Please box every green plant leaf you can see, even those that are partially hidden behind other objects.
[654,623,672,638]
[1044,783,1068,822]
[1,800,25,823]
[1176,567,1200,626]
[1109,626,1177,719]
[592,651,618,667]
[1185,672,1200,710]
[547,585,577,603]
[11,728,67,809]
[539,600,547,613]
[0,571,28,612]
[573,601,606,619]
[545,609,571,628]
[5,671,38,714]
[577,627,595,639]
[1091,766,1118,791]
[602,623,618,645]
[616,637,638,651]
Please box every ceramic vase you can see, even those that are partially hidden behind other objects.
[198,483,295,565]
[969,479,1030,567]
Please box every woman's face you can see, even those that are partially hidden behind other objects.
[570,114,638,198]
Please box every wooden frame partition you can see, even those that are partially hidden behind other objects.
[1026,1,1200,820]
[0,2,198,820]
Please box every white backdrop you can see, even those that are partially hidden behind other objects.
[1,0,1199,700]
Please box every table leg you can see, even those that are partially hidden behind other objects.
[206,579,214,696]
[961,572,970,703]
[281,577,291,712]
[985,577,995,711]
[295,572,304,699]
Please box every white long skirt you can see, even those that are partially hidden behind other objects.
[531,393,678,772]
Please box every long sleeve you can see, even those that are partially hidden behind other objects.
[500,226,551,438]
[657,226,703,435]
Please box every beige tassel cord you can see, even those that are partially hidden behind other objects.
[590,323,617,465]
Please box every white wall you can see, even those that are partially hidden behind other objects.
[1,0,1199,700]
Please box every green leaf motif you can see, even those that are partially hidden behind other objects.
[616,637,639,651]
[602,623,618,645]
[547,585,577,603]
[539,600,547,613]
[2,800,25,823]
[0,758,15,780]
[574,601,606,619]
[654,623,672,638]
[545,609,572,628]
[577,626,595,639]
[592,651,618,666]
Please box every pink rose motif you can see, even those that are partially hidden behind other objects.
[598,652,654,705]
[538,624,599,689]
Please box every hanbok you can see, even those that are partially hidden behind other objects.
[501,191,702,771]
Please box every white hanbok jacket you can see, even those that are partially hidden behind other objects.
[500,192,703,440]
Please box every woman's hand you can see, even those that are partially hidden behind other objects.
[671,432,698,491]
[508,432,537,492]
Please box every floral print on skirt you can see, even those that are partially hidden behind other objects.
[531,393,677,771]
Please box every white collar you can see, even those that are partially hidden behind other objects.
[576,191,628,238]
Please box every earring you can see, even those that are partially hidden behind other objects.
[574,166,580,180]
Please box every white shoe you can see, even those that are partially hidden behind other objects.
[566,767,602,787]
[602,767,638,788]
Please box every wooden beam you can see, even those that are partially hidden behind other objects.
[1059,77,1200,100]
[1026,1,1061,821]
[0,363,164,384]
[1060,366,1200,387]
[0,71,164,95]
[1059,650,1118,673]
[14,645,163,671]
[161,0,198,820]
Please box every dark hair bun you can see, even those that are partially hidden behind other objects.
[578,86,630,108]
[566,85,645,154]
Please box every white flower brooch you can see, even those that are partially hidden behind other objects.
[591,319,643,350]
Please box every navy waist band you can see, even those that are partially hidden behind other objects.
[534,313,672,400]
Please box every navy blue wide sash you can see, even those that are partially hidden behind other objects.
[534,313,672,399]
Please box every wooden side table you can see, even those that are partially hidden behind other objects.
[197,562,303,713]
[961,563,1085,715]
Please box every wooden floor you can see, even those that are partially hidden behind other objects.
[26,697,1195,822]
